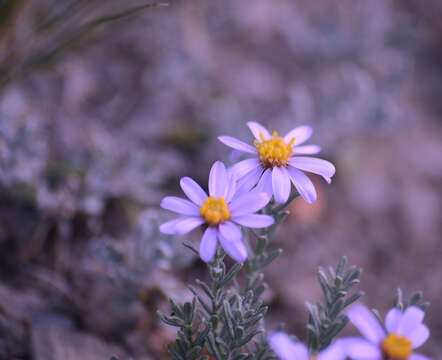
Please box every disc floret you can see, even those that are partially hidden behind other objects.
[382,333,412,360]
[200,196,230,226]
[254,131,294,168]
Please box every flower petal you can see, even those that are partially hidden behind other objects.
[229,149,244,162]
[160,217,204,235]
[318,340,346,360]
[409,354,431,360]
[200,227,218,262]
[209,161,228,198]
[161,196,200,216]
[218,223,247,262]
[256,168,273,198]
[385,308,402,334]
[268,332,309,360]
[284,125,313,146]
[408,324,430,349]
[246,121,271,141]
[233,165,262,197]
[289,157,336,184]
[218,136,256,153]
[159,218,185,234]
[180,177,208,206]
[223,172,237,203]
[232,214,274,228]
[396,306,425,337]
[230,191,270,217]
[229,158,260,179]
[347,304,386,344]
[292,145,321,155]
[343,337,382,360]
[287,166,317,204]
[174,217,204,234]
[218,221,242,240]
[272,166,291,203]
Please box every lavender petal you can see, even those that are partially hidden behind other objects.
[229,158,260,179]
[256,168,273,198]
[160,196,200,215]
[232,214,274,228]
[396,306,425,338]
[199,227,218,262]
[268,332,309,360]
[209,161,228,198]
[344,337,382,359]
[233,165,263,198]
[289,157,336,184]
[408,324,430,349]
[218,223,247,262]
[284,125,313,146]
[246,121,271,141]
[223,172,237,203]
[230,190,270,216]
[347,304,386,344]
[272,166,291,203]
[160,217,203,235]
[409,354,431,360]
[218,136,256,153]
[287,166,317,204]
[180,177,208,205]
[174,217,205,234]
[385,308,402,334]
[159,218,186,234]
[292,144,321,155]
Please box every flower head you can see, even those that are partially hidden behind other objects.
[268,332,345,360]
[344,304,431,360]
[218,122,335,204]
[159,161,274,263]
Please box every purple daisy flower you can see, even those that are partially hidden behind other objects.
[268,332,345,360]
[218,122,336,204]
[159,161,274,263]
[344,304,431,360]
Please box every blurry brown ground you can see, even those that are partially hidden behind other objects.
[0,0,441,359]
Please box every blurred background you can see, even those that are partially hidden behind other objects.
[0,0,441,359]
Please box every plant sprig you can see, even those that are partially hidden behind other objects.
[307,256,364,351]
[159,194,297,360]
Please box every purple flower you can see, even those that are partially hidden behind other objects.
[159,161,274,263]
[344,304,431,360]
[218,122,335,204]
[268,332,345,360]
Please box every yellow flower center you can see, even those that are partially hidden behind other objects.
[309,355,318,360]
[382,333,412,360]
[200,196,230,226]
[254,131,294,168]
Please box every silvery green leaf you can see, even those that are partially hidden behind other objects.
[409,291,422,306]
[260,248,282,268]
[220,263,242,287]
[419,302,430,311]
[183,240,199,255]
[344,290,364,307]
[336,256,347,276]
[166,344,183,360]
[236,329,262,347]
[393,288,404,310]
[196,279,215,299]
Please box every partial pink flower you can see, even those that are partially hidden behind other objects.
[219,122,335,204]
[159,161,274,263]
[344,304,431,360]
[269,332,345,360]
